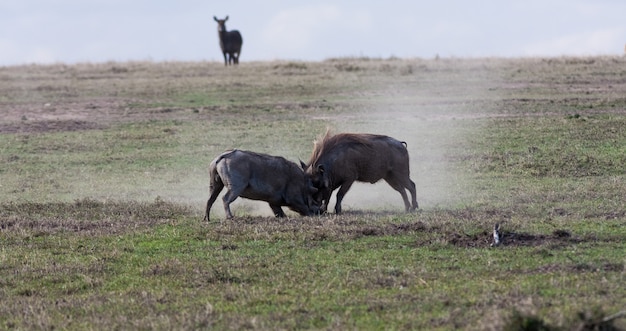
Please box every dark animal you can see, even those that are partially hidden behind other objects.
[213,16,243,66]
[302,131,418,214]
[204,149,319,221]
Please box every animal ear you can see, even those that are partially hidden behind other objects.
[213,16,218,21]
[225,15,229,21]
[317,164,324,174]
[300,160,307,170]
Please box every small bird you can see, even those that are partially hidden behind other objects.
[491,223,502,247]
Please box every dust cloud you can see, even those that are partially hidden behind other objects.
[328,112,474,212]
[146,126,471,219]
[320,66,494,212]
[165,61,493,217]
[175,112,470,219]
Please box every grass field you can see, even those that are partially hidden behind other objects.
[1,57,625,330]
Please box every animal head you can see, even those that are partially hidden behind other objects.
[304,178,322,215]
[213,16,229,32]
[286,166,321,216]
[301,161,331,207]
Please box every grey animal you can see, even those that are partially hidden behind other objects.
[302,131,418,214]
[204,150,319,221]
[213,16,243,66]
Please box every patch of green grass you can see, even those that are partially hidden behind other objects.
[1,204,623,330]
[470,115,626,178]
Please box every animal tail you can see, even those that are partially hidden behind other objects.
[209,149,237,185]
[215,149,237,164]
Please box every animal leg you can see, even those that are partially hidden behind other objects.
[334,181,354,214]
[406,179,419,210]
[319,189,332,214]
[228,53,236,65]
[320,200,328,214]
[384,177,412,212]
[269,204,286,218]
[221,186,243,219]
[204,179,224,221]
[222,52,228,66]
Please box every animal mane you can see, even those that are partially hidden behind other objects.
[308,130,374,166]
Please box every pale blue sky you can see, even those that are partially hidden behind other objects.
[1,0,625,65]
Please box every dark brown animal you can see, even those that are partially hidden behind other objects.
[214,16,243,66]
[302,131,418,214]
[204,149,319,221]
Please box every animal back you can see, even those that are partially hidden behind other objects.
[308,132,374,167]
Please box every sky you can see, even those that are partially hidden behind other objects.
[1,0,625,66]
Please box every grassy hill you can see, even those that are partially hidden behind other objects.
[1,57,625,330]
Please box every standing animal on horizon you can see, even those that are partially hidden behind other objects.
[302,131,419,214]
[213,16,243,66]
[204,149,319,221]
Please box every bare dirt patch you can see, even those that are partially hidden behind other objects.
[0,199,194,236]
[529,262,625,275]
[206,212,599,250]
[409,228,584,249]
[0,97,128,121]
[0,120,104,134]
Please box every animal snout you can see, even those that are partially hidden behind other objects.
[309,204,323,216]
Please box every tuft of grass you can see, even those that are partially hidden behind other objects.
[503,308,626,331]
[504,310,553,331]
